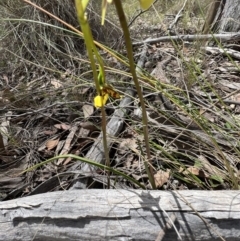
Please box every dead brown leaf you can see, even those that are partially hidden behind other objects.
[50,78,63,89]
[46,138,60,150]
[54,123,71,130]
[63,156,72,166]
[82,104,94,118]
[118,138,138,155]
[154,169,170,188]
[184,166,200,176]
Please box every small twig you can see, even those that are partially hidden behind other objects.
[168,0,187,32]
[223,100,240,105]
[203,46,240,60]
[127,0,158,28]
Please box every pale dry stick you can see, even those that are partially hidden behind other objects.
[223,100,240,105]
[135,39,149,74]
[133,33,240,46]
[57,124,79,165]
[204,46,240,60]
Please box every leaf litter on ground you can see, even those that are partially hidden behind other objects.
[1,2,240,200]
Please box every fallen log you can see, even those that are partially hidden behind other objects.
[0,190,240,241]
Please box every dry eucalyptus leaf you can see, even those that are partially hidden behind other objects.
[50,78,63,89]
[46,138,60,150]
[54,123,71,130]
[44,129,58,135]
[184,166,200,176]
[154,169,170,188]
[63,156,72,166]
[82,104,94,118]
[118,138,138,155]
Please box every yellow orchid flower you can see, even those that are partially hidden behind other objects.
[94,94,109,108]
[94,84,122,108]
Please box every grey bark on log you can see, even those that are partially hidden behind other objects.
[0,190,240,241]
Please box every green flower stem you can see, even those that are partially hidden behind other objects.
[75,0,100,94]
[75,0,110,187]
[114,0,156,189]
